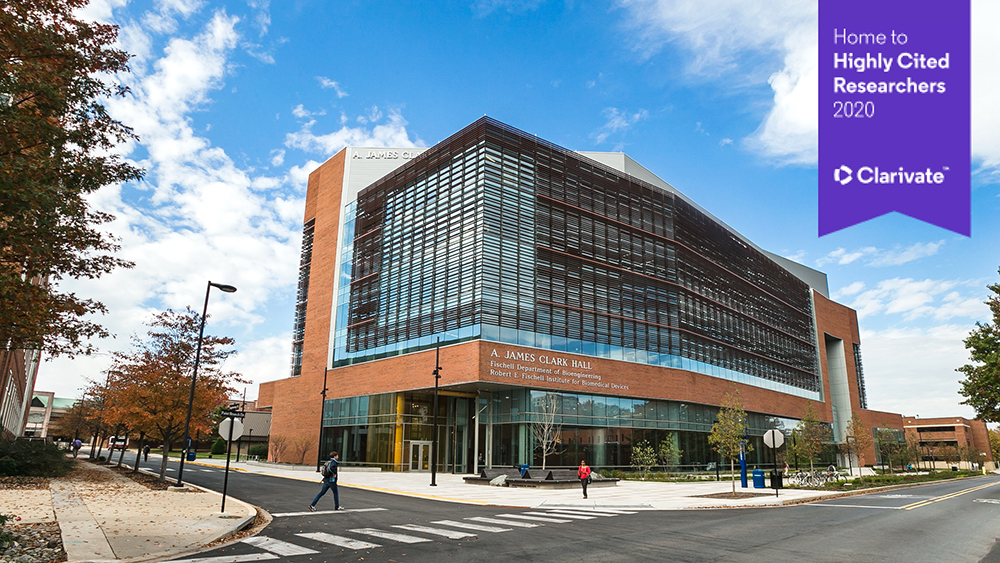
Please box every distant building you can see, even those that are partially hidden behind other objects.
[260,117,903,471]
[0,349,42,439]
[903,415,994,469]
[24,392,77,440]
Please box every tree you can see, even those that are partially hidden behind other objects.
[875,429,904,474]
[102,308,242,480]
[1,0,143,357]
[530,393,564,471]
[211,437,227,456]
[708,390,752,495]
[840,414,874,482]
[630,440,657,479]
[269,435,289,462]
[657,433,683,473]
[958,269,1000,421]
[787,401,832,473]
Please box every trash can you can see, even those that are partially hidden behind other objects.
[519,464,530,477]
[770,469,783,489]
[752,469,765,488]
[187,450,196,462]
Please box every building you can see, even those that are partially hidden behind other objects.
[259,117,901,471]
[24,391,76,440]
[902,415,994,469]
[0,349,42,439]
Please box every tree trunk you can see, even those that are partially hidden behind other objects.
[133,432,145,473]
[159,439,171,481]
[730,459,735,495]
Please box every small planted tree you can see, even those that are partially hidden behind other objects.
[657,433,683,474]
[630,440,657,479]
[530,393,564,471]
[709,390,752,495]
[788,401,831,473]
[840,414,874,482]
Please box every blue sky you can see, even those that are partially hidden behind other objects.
[39,0,1000,420]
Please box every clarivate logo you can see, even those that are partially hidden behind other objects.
[834,165,853,185]
[834,165,946,185]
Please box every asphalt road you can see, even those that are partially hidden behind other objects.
[113,452,1000,563]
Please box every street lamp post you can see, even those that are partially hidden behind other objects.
[175,280,237,488]
[431,338,441,487]
[316,367,329,471]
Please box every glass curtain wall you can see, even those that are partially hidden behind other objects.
[322,389,804,472]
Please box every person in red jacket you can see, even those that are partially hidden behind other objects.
[578,460,592,499]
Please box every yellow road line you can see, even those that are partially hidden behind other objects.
[901,481,1000,510]
[253,472,489,505]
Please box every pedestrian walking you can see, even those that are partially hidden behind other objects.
[71,438,82,458]
[578,459,592,499]
[142,444,150,461]
[309,451,344,511]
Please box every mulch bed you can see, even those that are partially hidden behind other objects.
[0,476,50,490]
[693,491,776,499]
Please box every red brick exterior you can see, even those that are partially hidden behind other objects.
[903,415,994,467]
[264,150,347,464]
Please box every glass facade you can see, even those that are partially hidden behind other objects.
[335,118,821,399]
[289,219,314,377]
[321,388,801,471]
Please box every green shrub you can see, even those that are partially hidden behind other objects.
[0,439,74,477]
[247,444,268,458]
[211,437,227,455]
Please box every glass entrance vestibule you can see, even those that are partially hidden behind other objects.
[318,388,802,472]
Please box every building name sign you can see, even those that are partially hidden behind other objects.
[352,150,422,160]
[488,348,629,391]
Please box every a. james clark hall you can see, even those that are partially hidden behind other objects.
[258,117,903,473]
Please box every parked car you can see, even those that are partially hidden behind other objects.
[109,436,128,450]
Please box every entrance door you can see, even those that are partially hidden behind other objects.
[409,441,432,471]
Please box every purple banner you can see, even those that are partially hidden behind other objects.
[818,0,970,236]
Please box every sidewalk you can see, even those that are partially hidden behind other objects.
[0,459,256,563]
[190,456,841,510]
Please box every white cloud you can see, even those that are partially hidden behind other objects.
[844,277,986,321]
[270,149,285,166]
[816,246,877,266]
[619,0,1000,172]
[861,325,977,418]
[285,110,422,155]
[317,77,348,98]
[833,280,866,298]
[591,107,649,147]
[292,104,325,119]
[719,138,733,147]
[37,6,307,399]
[816,241,945,268]
[868,240,946,266]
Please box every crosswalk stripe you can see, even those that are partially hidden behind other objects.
[273,508,386,517]
[431,520,512,533]
[241,537,319,556]
[496,513,573,523]
[393,524,476,539]
[467,517,541,528]
[169,553,279,563]
[526,511,596,520]
[348,528,432,544]
[546,509,621,517]
[295,532,381,550]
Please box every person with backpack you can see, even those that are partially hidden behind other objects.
[309,451,344,512]
[71,438,83,458]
